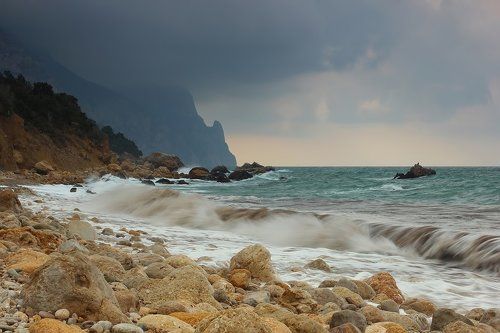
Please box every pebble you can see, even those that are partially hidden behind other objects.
[112,323,144,333]
[38,311,54,318]
[6,269,20,279]
[67,317,78,325]
[13,311,28,322]
[55,308,70,320]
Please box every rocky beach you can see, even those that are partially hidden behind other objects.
[0,161,499,333]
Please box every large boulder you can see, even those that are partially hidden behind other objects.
[5,248,49,274]
[22,253,127,323]
[90,254,126,282]
[67,220,96,241]
[144,152,184,171]
[189,167,210,180]
[228,170,253,181]
[195,308,272,333]
[0,189,22,213]
[138,314,194,333]
[137,265,221,309]
[229,244,276,282]
[34,160,55,175]
[365,272,404,304]
[393,163,436,179]
[29,318,84,333]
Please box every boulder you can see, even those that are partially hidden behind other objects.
[365,272,404,304]
[443,321,484,333]
[86,243,135,270]
[329,310,367,332]
[281,313,327,333]
[330,323,362,333]
[365,322,407,333]
[431,308,474,331]
[138,314,194,333]
[352,280,376,300]
[144,261,175,279]
[156,178,174,184]
[237,162,275,174]
[401,299,436,316]
[0,189,22,213]
[393,163,436,179]
[332,287,364,307]
[144,152,184,171]
[228,170,253,181]
[379,299,399,313]
[195,308,272,333]
[112,323,144,333]
[22,253,127,323]
[304,258,332,273]
[34,160,55,175]
[360,305,385,324]
[114,289,139,313]
[229,268,252,289]
[380,311,420,331]
[308,288,346,307]
[170,312,212,327]
[90,254,126,282]
[229,244,276,282]
[6,248,49,274]
[29,318,84,333]
[138,265,221,309]
[210,165,229,175]
[0,226,63,252]
[189,167,210,180]
[262,317,293,333]
[67,220,96,241]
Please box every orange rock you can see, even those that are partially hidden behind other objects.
[263,317,293,333]
[6,248,49,274]
[0,227,63,252]
[0,189,22,212]
[402,299,436,316]
[229,268,252,289]
[30,318,84,333]
[170,311,211,327]
[366,322,407,333]
[365,272,404,304]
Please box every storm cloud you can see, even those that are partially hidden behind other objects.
[1,0,499,165]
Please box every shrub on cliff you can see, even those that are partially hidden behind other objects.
[102,126,142,158]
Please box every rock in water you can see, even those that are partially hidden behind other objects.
[189,167,210,180]
[228,170,253,181]
[229,244,276,282]
[393,163,436,179]
[22,253,127,323]
[304,258,332,273]
[0,189,22,213]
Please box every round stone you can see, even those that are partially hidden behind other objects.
[55,308,70,320]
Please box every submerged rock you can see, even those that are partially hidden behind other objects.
[228,170,253,181]
[393,163,436,179]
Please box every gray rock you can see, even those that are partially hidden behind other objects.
[243,291,271,306]
[102,228,114,236]
[59,239,90,254]
[379,299,399,313]
[329,310,367,332]
[337,278,359,294]
[112,323,144,333]
[431,308,474,331]
[67,220,96,241]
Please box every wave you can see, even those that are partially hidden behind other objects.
[87,183,499,274]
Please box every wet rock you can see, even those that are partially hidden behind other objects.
[195,308,271,333]
[393,163,436,179]
[228,170,253,181]
[141,179,155,186]
[0,189,22,212]
[365,272,404,304]
[156,178,174,184]
[22,252,127,323]
[329,310,367,332]
[211,165,229,175]
[305,259,332,273]
[230,244,276,282]
[70,187,78,192]
[236,162,275,174]
[177,180,190,185]
[431,308,474,331]
[102,228,115,236]
[319,280,338,288]
[138,314,194,333]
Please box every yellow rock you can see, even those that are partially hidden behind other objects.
[170,311,211,327]
[30,318,84,333]
[6,248,49,274]
[138,314,195,333]
[263,317,293,333]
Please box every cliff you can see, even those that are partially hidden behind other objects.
[0,31,237,168]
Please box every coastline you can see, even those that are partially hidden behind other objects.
[0,173,499,333]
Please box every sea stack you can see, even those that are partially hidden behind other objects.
[394,163,436,179]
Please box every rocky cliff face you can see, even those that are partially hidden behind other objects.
[0,31,237,168]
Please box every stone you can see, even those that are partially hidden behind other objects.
[170,312,212,327]
[319,280,338,288]
[466,308,485,321]
[402,299,436,316]
[365,272,404,304]
[5,248,49,274]
[329,310,367,332]
[156,301,189,315]
[55,308,71,320]
[165,254,197,268]
[112,323,144,333]
[244,291,271,305]
[90,254,126,282]
[332,287,364,307]
[352,280,376,300]
[304,258,332,273]
[148,243,170,257]
[87,243,135,270]
[144,152,184,171]
[443,321,484,333]
[431,308,474,331]
[379,299,399,313]
[380,311,420,331]
[229,269,252,289]
[230,244,276,282]
[360,305,385,324]
[34,160,55,175]
[394,163,436,179]
[308,288,347,307]
[144,261,174,279]
[263,317,293,333]
[115,289,139,313]
[138,314,194,333]
[337,278,359,294]
[133,252,164,266]
[189,167,210,179]
[30,318,84,333]
[282,313,327,333]
[280,287,317,313]
[102,228,115,236]
[138,265,221,309]
[67,220,96,241]
[0,189,22,212]
[22,253,127,323]
[365,322,407,333]
[329,323,362,333]
[195,308,271,333]
[59,239,90,254]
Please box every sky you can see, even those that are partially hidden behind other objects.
[1,0,499,166]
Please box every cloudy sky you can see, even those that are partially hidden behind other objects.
[1,0,499,165]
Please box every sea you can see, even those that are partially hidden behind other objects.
[20,167,500,311]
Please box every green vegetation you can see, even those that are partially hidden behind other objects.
[102,126,142,157]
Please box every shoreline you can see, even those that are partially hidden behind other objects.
[0,175,499,332]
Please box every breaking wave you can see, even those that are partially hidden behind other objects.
[88,184,500,274]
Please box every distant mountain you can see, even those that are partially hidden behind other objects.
[0,31,236,168]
